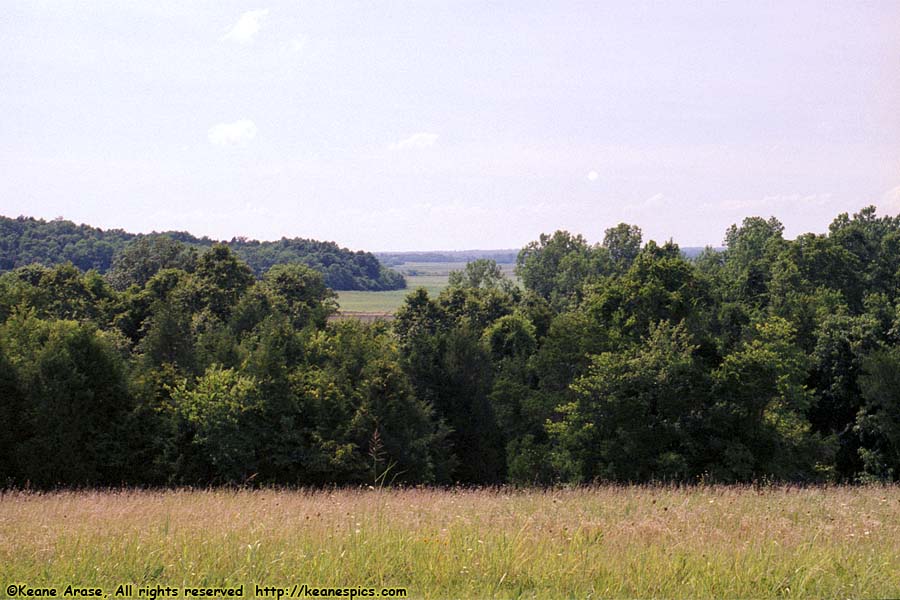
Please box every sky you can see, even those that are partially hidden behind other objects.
[1,1,899,251]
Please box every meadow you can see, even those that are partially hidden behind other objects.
[2,485,898,599]
[336,261,517,314]
[336,274,447,314]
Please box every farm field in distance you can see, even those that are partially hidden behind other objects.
[336,260,518,314]
[2,485,898,599]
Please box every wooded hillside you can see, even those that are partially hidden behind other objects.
[0,215,405,291]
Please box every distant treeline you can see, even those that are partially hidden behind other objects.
[375,247,714,266]
[2,206,900,487]
[0,215,405,291]
[376,250,519,266]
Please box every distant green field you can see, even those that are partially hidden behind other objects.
[337,274,448,313]
[397,261,516,277]
[336,261,517,313]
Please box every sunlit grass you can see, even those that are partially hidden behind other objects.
[337,275,448,313]
[1,486,898,598]
[336,262,518,313]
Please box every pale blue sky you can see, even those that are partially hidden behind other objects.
[2,1,898,250]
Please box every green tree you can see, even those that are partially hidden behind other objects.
[602,223,642,271]
[106,235,198,291]
[260,263,337,329]
[722,216,786,306]
[448,259,514,292]
[582,240,711,344]
[0,342,22,482]
[395,291,504,483]
[481,314,557,484]
[806,312,882,478]
[549,321,705,482]
[856,347,900,481]
[138,299,197,373]
[1,313,134,486]
[0,214,405,292]
[1,263,116,324]
[194,245,254,321]
[516,231,609,307]
[297,321,450,484]
[769,233,862,314]
[828,206,900,304]
[706,318,831,481]
[170,365,263,484]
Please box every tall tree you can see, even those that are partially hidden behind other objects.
[723,216,786,307]
[549,321,705,482]
[706,318,832,481]
[260,263,337,329]
[194,245,255,321]
[856,347,900,481]
[1,315,134,486]
[106,235,198,291]
[516,230,610,307]
[602,223,642,271]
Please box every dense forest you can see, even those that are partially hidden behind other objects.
[0,215,405,291]
[2,206,900,487]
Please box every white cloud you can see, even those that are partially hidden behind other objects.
[208,119,258,146]
[623,193,671,214]
[287,35,306,53]
[389,132,439,150]
[644,193,667,207]
[587,170,599,181]
[222,9,269,45]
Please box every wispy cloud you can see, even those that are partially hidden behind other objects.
[712,193,833,212]
[208,119,258,146]
[222,9,269,44]
[389,132,439,151]
[623,192,672,214]
[285,34,306,53]
[587,170,599,181]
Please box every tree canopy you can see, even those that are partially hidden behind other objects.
[2,205,900,487]
[0,215,405,291]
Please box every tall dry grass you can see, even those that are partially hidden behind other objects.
[1,485,898,598]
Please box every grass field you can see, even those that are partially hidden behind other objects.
[337,262,517,314]
[393,262,516,278]
[337,275,448,314]
[2,485,898,598]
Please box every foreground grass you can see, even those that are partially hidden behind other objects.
[1,486,898,598]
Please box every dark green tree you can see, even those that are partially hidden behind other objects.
[706,318,832,481]
[515,230,610,307]
[394,291,505,483]
[260,263,337,329]
[856,347,900,481]
[194,245,256,321]
[549,321,705,482]
[0,342,22,482]
[722,216,786,307]
[1,314,134,486]
[106,235,198,291]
